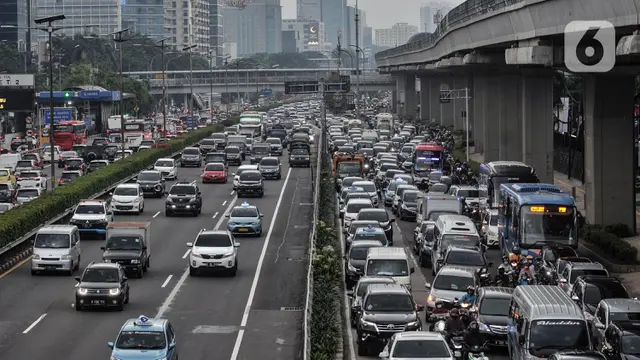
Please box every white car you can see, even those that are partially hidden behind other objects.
[17,170,47,190]
[110,183,145,214]
[352,180,379,207]
[0,202,14,213]
[342,198,373,232]
[154,158,178,180]
[69,199,113,237]
[16,187,43,204]
[232,164,259,189]
[42,145,62,163]
[114,150,134,161]
[483,209,499,247]
[187,230,240,276]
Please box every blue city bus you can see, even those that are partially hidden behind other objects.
[498,183,578,257]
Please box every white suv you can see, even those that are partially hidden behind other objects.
[154,158,178,180]
[69,199,113,238]
[186,230,240,276]
[110,183,144,213]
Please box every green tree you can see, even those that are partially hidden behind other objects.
[0,44,23,73]
[229,51,328,69]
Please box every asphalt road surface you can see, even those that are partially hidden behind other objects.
[0,151,313,360]
[344,199,510,360]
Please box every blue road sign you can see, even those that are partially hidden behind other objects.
[260,88,273,95]
[43,108,73,124]
[186,116,196,129]
[79,90,100,99]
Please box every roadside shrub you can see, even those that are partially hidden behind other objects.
[604,223,634,238]
[584,230,638,263]
[0,125,217,248]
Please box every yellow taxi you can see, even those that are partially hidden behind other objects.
[0,168,16,184]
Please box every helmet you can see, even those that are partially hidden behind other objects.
[508,254,518,262]
[450,308,460,318]
[513,246,521,255]
[469,321,479,331]
[498,266,505,274]
[466,286,475,294]
[526,255,534,262]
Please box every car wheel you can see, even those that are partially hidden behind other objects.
[229,261,238,276]
[189,266,197,276]
[165,210,172,217]
[31,270,37,276]
[75,302,82,311]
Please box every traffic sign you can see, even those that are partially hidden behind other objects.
[134,106,139,112]
[26,130,33,137]
[260,88,272,95]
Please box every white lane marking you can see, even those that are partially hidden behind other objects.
[155,196,238,319]
[23,313,47,334]
[222,200,227,206]
[161,275,173,288]
[153,211,160,218]
[212,212,219,219]
[229,167,293,360]
[230,190,235,195]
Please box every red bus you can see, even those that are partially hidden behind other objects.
[413,143,444,170]
[53,121,87,150]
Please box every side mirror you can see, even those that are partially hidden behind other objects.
[346,290,354,297]
[379,350,389,359]
[107,342,114,349]
[168,342,176,350]
[425,282,431,289]
[186,242,193,247]
[100,246,106,251]
[74,276,81,282]
[595,323,605,329]
[260,213,264,217]
[488,262,494,267]
[390,218,395,223]
[232,173,236,176]
[234,242,241,247]
[122,276,128,282]
[518,334,525,345]
[225,214,230,218]
[410,267,415,274]
[571,294,579,301]
[482,220,488,225]
[108,192,113,196]
[142,245,147,250]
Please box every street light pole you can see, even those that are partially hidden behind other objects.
[209,49,214,113]
[236,62,240,110]
[224,58,229,115]
[111,27,130,156]
[354,0,361,119]
[155,37,170,141]
[182,44,197,118]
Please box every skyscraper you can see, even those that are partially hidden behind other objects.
[0,0,29,49]
[420,1,454,33]
[362,26,372,48]
[297,0,321,21]
[321,0,345,47]
[223,0,282,56]
[374,22,417,47]
[344,6,364,52]
[210,0,223,65]
[282,19,326,52]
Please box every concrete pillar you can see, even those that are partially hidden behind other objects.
[482,77,500,162]
[472,74,485,154]
[183,93,188,107]
[428,77,442,124]
[391,89,398,113]
[466,75,475,146]
[419,77,431,122]
[397,73,417,118]
[583,74,635,229]
[521,70,554,184]
[498,74,522,161]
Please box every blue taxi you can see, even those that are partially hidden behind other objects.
[353,225,389,246]
[108,315,178,360]
[225,202,264,236]
[384,178,408,206]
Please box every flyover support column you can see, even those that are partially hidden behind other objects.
[520,70,554,183]
[472,74,485,154]
[583,74,635,229]
[397,73,417,119]
[498,74,522,161]
[482,76,500,162]
[391,88,398,113]
[419,76,431,122]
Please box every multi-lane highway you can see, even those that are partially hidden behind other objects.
[0,149,313,360]
[344,199,509,360]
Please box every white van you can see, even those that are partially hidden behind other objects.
[31,225,81,275]
[431,214,481,274]
[364,247,414,290]
[0,153,22,172]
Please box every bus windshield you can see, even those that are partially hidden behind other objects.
[520,206,576,245]
[338,162,362,176]
[489,174,538,205]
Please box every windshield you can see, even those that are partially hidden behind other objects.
[489,174,538,204]
[458,189,487,198]
[354,183,376,192]
[569,269,608,283]
[392,340,451,358]
[446,251,485,266]
[106,236,142,250]
[346,202,373,213]
[183,148,199,155]
[230,207,258,217]
[479,298,511,316]
[354,232,388,245]
[366,259,408,277]
[17,160,32,167]
[364,294,413,312]
[350,247,372,260]
[338,162,362,174]
[195,233,232,247]
[91,162,107,168]
[82,268,120,282]
[201,139,217,146]
[433,274,474,291]
[205,164,225,171]
[155,160,174,167]
[240,172,262,181]
[66,159,83,166]
[403,192,419,203]
[610,312,640,322]
[260,159,279,166]
[206,154,226,162]
[253,146,269,155]
[226,147,240,154]
[34,233,70,248]
[358,210,389,222]
[442,234,479,248]
[357,281,392,297]
[62,151,77,158]
[529,320,590,356]
[401,147,413,154]
[266,139,281,144]
[291,149,308,155]
[521,206,577,244]
[75,204,105,214]
[20,171,38,178]
[138,172,161,181]
[584,284,628,306]
[116,330,166,350]
[430,172,443,181]
[170,186,196,195]
[61,173,79,180]
[114,187,138,196]
[0,170,8,176]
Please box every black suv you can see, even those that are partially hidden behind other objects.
[101,232,150,278]
[65,157,87,174]
[236,170,264,197]
[601,321,640,360]
[355,283,423,356]
[250,144,271,164]
[135,170,165,198]
[225,146,243,165]
[180,147,202,167]
[74,262,130,311]
[258,157,281,179]
[475,287,514,347]
[165,181,203,216]
[289,147,311,167]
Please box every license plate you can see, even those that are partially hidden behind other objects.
[239,228,249,232]
[207,262,219,267]
[45,266,56,270]
[495,341,506,345]
[91,300,105,305]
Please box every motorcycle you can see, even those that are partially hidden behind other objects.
[466,342,491,360]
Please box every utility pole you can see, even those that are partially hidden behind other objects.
[182,44,197,118]
[441,87,472,162]
[236,62,240,110]
[354,0,360,120]
[336,30,342,75]
[209,49,215,114]
[223,57,230,115]
[156,36,170,141]
[111,27,130,157]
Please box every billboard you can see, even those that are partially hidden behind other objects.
[0,89,35,111]
[305,22,320,45]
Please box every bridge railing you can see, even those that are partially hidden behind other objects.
[375,0,524,59]
[147,74,394,87]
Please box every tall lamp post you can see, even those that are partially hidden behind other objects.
[182,44,197,118]
[110,27,130,156]
[354,0,361,119]
[155,37,170,141]
[208,49,215,113]
[223,55,231,115]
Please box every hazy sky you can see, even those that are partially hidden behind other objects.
[280,0,463,29]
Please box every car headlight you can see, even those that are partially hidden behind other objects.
[33,254,40,260]
[479,322,491,332]
[406,321,420,328]
[60,254,71,260]
[223,252,234,258]
[131,259,140,264]
[78,288,88,295]
[109,288,120,296]
[359,319,376,330]
[191,252,202,258]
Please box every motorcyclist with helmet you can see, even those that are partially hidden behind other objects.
[512,246,524,262]
[518,256,536,285]
[459,286,477,305]
[463,321,487,358]
[445,308,466,344]
[494,267,511,287]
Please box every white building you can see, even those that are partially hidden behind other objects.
[419,1,454,33]
[281,19,326,52]
[374,23,418,47]
[223,42,238,60]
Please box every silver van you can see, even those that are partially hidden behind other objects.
[508,285,591,360]
[31,225,81,276]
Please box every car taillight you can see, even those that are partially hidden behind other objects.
[80,165,84,169]
[64,165,68,169]
[58,156,62,161]
[17,178,22,181]
[58,179,64,183]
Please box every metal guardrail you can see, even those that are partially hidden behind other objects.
[375,0,525,59]
[302,123,323,360]
[0,139,198,258]
[148,75,394,88]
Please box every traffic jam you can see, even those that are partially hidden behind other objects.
[334,111,637,360]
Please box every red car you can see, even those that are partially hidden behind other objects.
[201,162,227,183]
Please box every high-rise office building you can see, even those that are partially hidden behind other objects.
[223,0,282,56]
[0,0,29,50]
[282,19,326,52]
[281,30,296,53]
[420,1,454,33]
[121,0,164,39]
[296,0,321,21]
[362,26,372,48]
[209,0,223,65]
[321,0,345,47]
[33,0,120,43]
[374,22,417,47]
